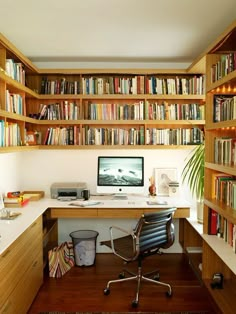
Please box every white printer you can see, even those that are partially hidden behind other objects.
[50,182,87,200]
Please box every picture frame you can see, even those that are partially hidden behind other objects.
[154,168,177,196]
[0,192,4,210]
[26,131,36,145]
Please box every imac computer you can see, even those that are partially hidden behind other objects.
[97,156,144,199]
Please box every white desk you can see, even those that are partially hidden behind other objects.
[0,196,190,254]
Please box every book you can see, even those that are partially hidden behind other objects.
[208,208,218,235]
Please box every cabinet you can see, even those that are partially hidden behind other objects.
[0,216,43,314]
[203,21,236,314]
[43,209,58,269]
[0,33,205,152]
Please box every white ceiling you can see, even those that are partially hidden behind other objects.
[0,0,235,68]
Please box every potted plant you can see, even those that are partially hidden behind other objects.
[181,143,205,223]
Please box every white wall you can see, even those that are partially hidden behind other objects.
[0,148,196,253]
[0,153,21,195]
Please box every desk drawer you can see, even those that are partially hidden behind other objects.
[50,208,97,218]
[0,251,43,314]
[97,208,143,218]
[0,217,42,306]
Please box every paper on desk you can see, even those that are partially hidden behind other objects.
[69,201,102,207]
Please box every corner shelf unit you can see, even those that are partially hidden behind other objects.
[203,21,236,314]
[0,33,205,152]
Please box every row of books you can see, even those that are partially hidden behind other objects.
[29,100,204,121]
[213,173,236,209]
[5,90,24,115]
[208,208,236,253]
[0,120,22,147]
[142,101,204,120]
[214,94,236,122]
[214,137,236,165]
[145,127,203,145]
[39,125,204,146]
[41,77,80,95]
[42,126,143,146]
[82,101,144,120]
[146,75,205,95]
[5,59,25,85]
[82,76,145,95]
[82,126,144,146]
[33,101,80,120]
[211,52,236,83]
[40,75,205,96]
[43,126,79,145]
[83,101,204,121]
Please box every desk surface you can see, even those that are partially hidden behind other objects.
[0,196,190,254]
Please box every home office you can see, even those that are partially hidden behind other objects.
[0,1,236,313]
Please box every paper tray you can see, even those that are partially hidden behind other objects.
[22,191,45,201]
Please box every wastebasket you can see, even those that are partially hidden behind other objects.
[69,230,99,266]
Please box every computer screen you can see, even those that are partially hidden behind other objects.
[97,156,144,198]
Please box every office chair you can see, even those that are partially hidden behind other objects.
[101,207,176,308]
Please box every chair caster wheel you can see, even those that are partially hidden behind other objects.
[166,290,172,297]
[119,272,125,279]
[104,288,110,295]
[131,300,138,308]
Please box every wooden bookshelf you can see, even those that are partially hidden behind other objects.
[0,33,205,151]
[203,20,236,314]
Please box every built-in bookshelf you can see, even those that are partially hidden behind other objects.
[203,21,236,314]
[0,32,206,151]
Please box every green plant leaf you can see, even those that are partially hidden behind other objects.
[181,143,205,200]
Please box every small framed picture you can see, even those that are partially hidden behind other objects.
[26,131,36,145]
[155,168,177,196]
[0,192,4,210]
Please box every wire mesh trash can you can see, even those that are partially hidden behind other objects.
[69,230,99,266]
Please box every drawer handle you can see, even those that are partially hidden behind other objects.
[33,260,38,267]
[31,221,37,228]
[1,249,10,258]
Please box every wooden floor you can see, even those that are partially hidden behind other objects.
[28,253,219,313]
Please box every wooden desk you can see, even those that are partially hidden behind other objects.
[48,204,190,219]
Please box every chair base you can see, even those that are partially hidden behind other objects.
[103,266,172,307]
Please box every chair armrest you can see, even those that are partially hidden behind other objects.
[109,226,136,260]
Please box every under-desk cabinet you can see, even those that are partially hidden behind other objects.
[0,216,43,314]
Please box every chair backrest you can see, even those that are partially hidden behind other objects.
[134,207,176,256]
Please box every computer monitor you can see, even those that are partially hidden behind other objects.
[97,156,144,199]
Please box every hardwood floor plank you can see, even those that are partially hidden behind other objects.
[28,253,219,313]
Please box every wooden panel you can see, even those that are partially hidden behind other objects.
[50,208,97,218]
[204,277,236,314]
[202,241,232,280]
[43,219,58,268]
[0,252,43,314]
[0,46,6,69]
[182,219,203,249]
[97,208,143,218]
[0,217,42,307]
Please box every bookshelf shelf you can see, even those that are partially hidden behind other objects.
[38,144,198,150]
[38,94,205,100]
